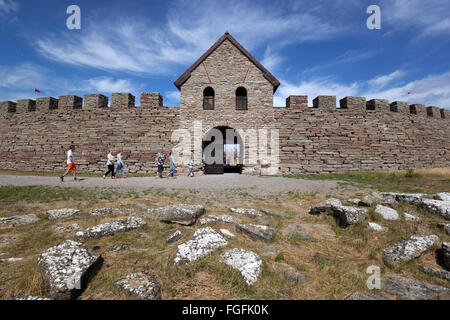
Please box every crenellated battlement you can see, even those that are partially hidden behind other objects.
[283,95,448,119]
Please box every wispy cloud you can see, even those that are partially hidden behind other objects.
[0,0,18,15]
[0,63,47,88]
[275,70,450,108]
[34,0,347,76]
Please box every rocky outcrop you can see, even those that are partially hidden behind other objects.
[200,214,238,225]
[420,265,450,281]
[153,204,205,225]
[167,230,182,244]
[37,240,103,300]
[443,242,450,269]
[174,227,227,265]
[229,208,263,219]
[381,235,439,266]
[45,209,80,220]
[281,223,335,241]
[367,222,385,232]
[75,216,146,240]
[114,269,161,300]
[420,199,450,220]
[219,229,235,238]
[437,192,450,202]
[382,275,449,300]
[359,192,397,207]
[275,263,307,284]
[332,205,369,227]
[308,198,342,215]
[53,224,80,234]
[0,214,37,227]
[235,223,275,242]
[382,193,425,204]
[403,213,419,221]
[221,248,262,286]
[345,291,390,300]
[5,294,52,300]
[88,208,136,216]
[375,205,399,221]
[438,223,450,235]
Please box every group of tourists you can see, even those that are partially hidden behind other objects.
[59,145,195,182]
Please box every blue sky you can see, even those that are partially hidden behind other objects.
[1,0,450,108]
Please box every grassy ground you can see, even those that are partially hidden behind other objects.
[0,168,449,300]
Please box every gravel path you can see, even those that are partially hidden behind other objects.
[0,174,341,196]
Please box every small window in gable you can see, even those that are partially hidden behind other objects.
[236,87,247,110]
[203,87,215,110]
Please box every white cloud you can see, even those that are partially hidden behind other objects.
[0,0,18,15]
[367,70,405,90]
[79,77,136,93]
[165,90,180,106]
[261,46,282,72]
[35,0,347,76]
[381,0,450,37]
[0,63,46,88]
[274,71,450,109]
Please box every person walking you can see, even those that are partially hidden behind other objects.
[167,152,176,178]
[59,145,78,182]
[114,150,127,178]
[187,157,195,178]
[155,149,165,179]
[103,150,116,179]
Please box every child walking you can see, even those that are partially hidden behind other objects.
[103,150,116,179]
[114,151,127,178]
[187,157,195,177]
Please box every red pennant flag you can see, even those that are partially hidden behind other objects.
[34,88,42,93]
[408,92,411,95]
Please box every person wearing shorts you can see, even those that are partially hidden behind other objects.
[60,145,78,182]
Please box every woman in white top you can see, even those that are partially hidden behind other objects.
[114,150,127,178]
[103,150,116,179]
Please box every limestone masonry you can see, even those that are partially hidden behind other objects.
[0,32,449,175]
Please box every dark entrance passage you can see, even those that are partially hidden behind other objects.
[202,126,243,175]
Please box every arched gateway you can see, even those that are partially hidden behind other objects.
[202,126,243,174]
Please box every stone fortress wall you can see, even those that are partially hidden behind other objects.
[0,91,449,175]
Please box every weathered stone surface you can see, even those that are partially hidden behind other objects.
[308,198,342,215]
[443,242,450,269]
[154,204,205,225]
[375,205,399,221]
[420,199,450,220]
[1,257,23,262]
[45,209,80,220]
[114,270,161,300]
[260,208,290,218]
[167,230,182,244]
[437,192,450,202]
[89,207,136,216]
[219,229,235,238]
[276,263,307,284]
[174,227,227,265]
[345,291,390,300]
[360,192,398,207]
[75,216,146,240]
[235,223,275,242]
[0,214,37,227]
[106,244,129,252]
[332,205,369,227]
[382,275,450,300]
[229,208,263,219]
[53,223,80,234]
[420,265,450,281]
[368,222,385,232]
[0,236,14,244]
[403,212,419,221]
[381,235,439,266]
[221,248,262,286]
[5,294,52,300]
[37,240,103,300]
[200,214,238,225]
[382,193,424,204]
[281,223,335,241]
[346,198,361,205]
